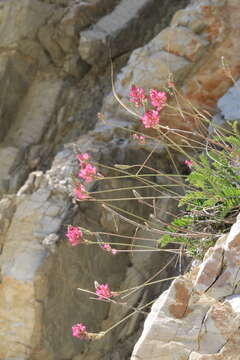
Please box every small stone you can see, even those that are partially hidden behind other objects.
[42,233,59,253]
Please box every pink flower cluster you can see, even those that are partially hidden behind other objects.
[129,85,146,107]
[72,152,101,201]
[76,153,90,163]
[141,110,159,128]
[74,184,89,200]
[78,163,97,183]
[95,283,113,300]
[184,159,193,169]
[149,89,167,111]
[101,243,117,255]
[77,153,97,183]
[129,86,167,129]
[133,133,145,144]
[72,323,88,339]
[66,226,83,246]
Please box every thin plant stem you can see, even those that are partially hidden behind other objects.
[102,298,158,336]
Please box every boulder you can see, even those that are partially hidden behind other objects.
[131,215,240,360]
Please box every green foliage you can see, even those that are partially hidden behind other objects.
[160,122,240,259]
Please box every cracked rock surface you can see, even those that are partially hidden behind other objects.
[0,0,188,197]
[131,217,240,360]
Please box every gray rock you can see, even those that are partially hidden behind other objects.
[131,215,240,360]
[42,233,59,253]
[0,0,53,46]
[225,294,240,314]
[218,79,240,121]
[210,78,240,134]
[79,0,189,66]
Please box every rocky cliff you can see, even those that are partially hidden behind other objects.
[0,0,240,359]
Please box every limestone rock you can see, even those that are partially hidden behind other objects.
[79,0,175,66]
[0,125,186,359]
[0,52,37,142]
[0,147,22,193]
[210,79,240,136]
[0,0,188,198]
[0,0,53,46]
[155,26,209,62]
[5,78,63,148]
[103,0,240,133]
[217,79,240,121]
[131,214,240,360]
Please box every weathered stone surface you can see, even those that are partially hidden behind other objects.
[0,124,186,359]
[0,0,188,198]
[79,0,174,65]
[103,0,240,135]
[182,0,240,110]
[0,277,40,359]
[195,218,240,300]
[194,244,224,294]
[0,147,21,193]
[218,79,240,121]
[211,79,240,133]
[0,0,53,46]
[0,176,68,358]
[79,0,189,65]
[151,26,209,62]
[0,52,37,142]
[6,78,63,148]
[131,214,240,360]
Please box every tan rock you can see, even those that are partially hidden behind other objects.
[103,0,240,135]
[195,246,224,294]
[195,215,240,299]
[0,277,38,359]
[131,213,240,360]
[79,0,189,66]
[0,0,53,46]
[156,26,209,62]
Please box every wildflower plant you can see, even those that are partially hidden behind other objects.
[66,75,240,342]
[129,85,167,128]
[161,123,240,258]
[66,226,83,246]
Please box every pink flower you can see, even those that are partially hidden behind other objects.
[74,184,89,200]
[149,89,167,111]
[95,283,113,300]
[76,153,90,164]
[66,226,83,246]
[129,85,146,107]
[184,159,193,169]
[141,110,160,128]
[111,248,118,255]
[101,243,118,255]
[133,134,145,144]
[78,163,97,183]
[72,323,88,339]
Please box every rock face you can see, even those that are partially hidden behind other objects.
[0,0,189,196]
[0,0,240,359]
[103,0,240,133]
[211,78,240,132]
[0,134,185,360]
[131,215,240,360]
[0,1,190,359]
